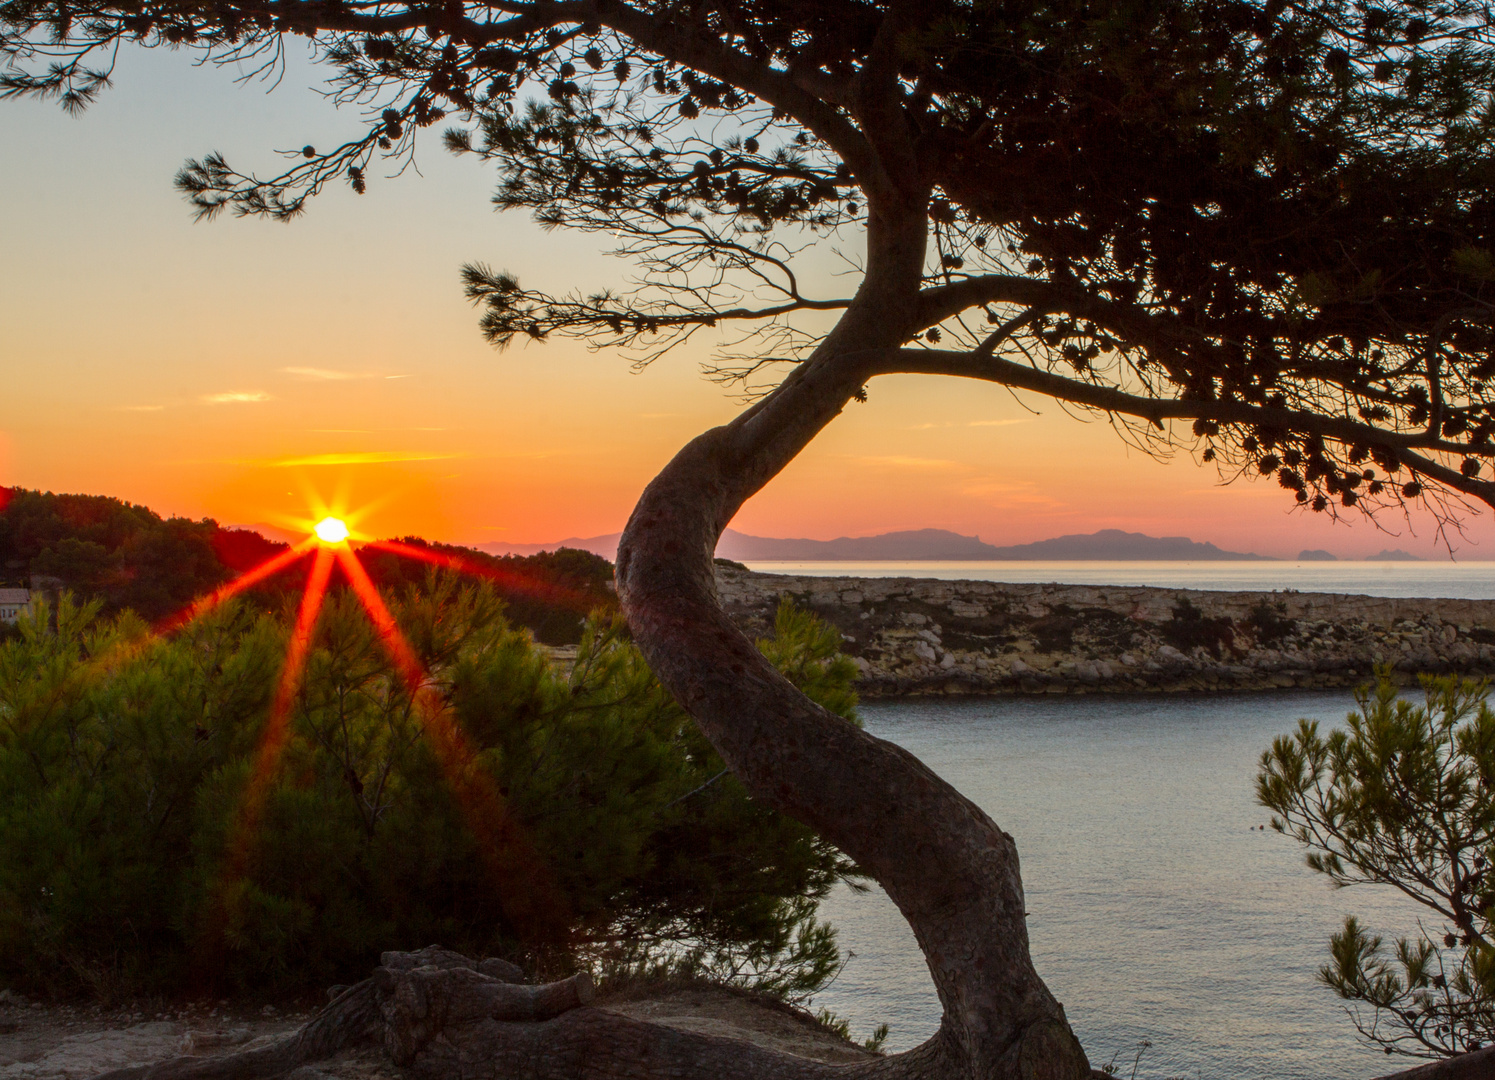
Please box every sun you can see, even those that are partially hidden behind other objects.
[314,517,350,544]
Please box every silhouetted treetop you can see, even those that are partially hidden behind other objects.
[0,487,236,619]
[7,0,1495,528]
[0,487,614,637]
[361,536,616,643]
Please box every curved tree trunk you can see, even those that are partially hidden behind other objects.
[613,197,1092,1080]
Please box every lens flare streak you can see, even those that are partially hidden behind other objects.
[182,511,574,959]
[333,545,424,691]
[159,538,318,633]
[232,544,336,851]
[365,539,594,615]
[333,544,569,939]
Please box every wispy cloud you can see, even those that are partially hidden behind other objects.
[203,391,272,405]
[959,477,1070,510]
[280,366,398,381]
[907,418,1032,430]
[854,455,963,470]
[269,451,463,467]
[309,427,447,433]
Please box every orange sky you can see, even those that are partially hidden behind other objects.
[3,48,1491,560]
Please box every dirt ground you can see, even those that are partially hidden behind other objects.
[598,984,875,1066]
[0,983,871,1080]
[0,990,320,1080]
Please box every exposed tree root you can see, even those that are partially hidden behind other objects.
[83,946,1491,1080]
[79,947,968,1080]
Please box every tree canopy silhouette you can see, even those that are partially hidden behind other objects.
[7,0,1495,1077]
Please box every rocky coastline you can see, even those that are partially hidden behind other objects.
[713,563,1495,697]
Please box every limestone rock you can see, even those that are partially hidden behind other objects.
[713,565,1495,697]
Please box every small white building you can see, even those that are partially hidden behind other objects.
[0,589,31,624]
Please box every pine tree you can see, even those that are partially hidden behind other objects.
[8,1,1495,1074]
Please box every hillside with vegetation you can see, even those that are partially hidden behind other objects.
[0,573,860,1000]
[0,488,613,643]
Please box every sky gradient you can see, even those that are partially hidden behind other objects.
[4,46,1491,560]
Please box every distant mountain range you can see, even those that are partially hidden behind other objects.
[479,527,1276,562]
[479,534,623,559]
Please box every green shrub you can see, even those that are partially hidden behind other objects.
[1245,600,1296,648]
[1258,669,1495,1058]
[1161,598,1235,658]
[0,579,857,999]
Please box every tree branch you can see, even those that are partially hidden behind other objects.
[874,347,1495,508]
[597,2,880,190]
[844,0,926,206]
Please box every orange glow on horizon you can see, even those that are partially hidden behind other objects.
[11,75,1494,564]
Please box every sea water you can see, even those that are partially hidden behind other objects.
[810,691,1422,1080]
[743,559,1495,600]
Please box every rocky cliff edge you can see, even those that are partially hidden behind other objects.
[714,565,1495,696]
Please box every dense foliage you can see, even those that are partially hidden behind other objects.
[0,487,243,623]
[359,537,616,644]
[0,582,858,999]
[1258,671,1495,1058]
[0,488,615,643]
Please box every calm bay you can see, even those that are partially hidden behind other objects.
[743,559,1495,600]
[784,560,1493,1077]
[810,691,1416,1079]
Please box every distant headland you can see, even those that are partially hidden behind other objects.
[1298,547,1423,562]
[483,527,1282,563]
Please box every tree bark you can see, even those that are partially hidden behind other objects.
[612,192,1092,1080]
